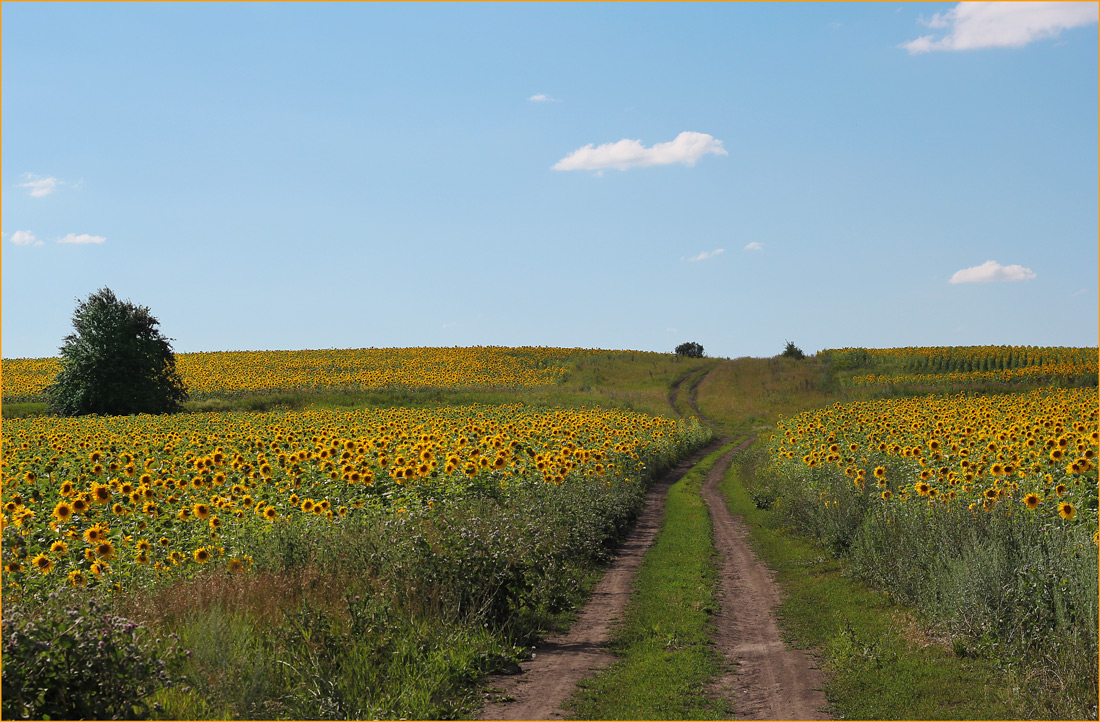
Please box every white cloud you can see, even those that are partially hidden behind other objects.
[528,93,560,102]
[11,230,43,246]
[20,173,60,198]
[902,2,1098,53]
[686,248,725,262]
[553,131,727,172]
[744,242,763,252]
[948,260,1036,284]
[57,233,106,245]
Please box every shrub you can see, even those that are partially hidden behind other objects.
[675,342,705,358]
[44,288,187,416]
[780,340,806,360]
[2,595,183,720]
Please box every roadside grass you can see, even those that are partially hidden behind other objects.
[564,441,739,721]
[719,454,1028,721]
[694,357,836,436]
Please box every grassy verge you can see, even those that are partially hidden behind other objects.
[564,441,738,721]
[719,451,1029,721]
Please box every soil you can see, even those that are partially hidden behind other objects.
[701,437,831,720]
[476,439,720,721]
[477,364,831,720]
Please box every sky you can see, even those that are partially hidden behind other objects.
[3,1,1098,360]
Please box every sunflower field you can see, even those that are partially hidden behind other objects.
[819,344,1098,388]
[750,385,1098,707]
[1,403,705,599]
[1,346,611,402]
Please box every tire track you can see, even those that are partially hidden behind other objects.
[476,438,723,721]
[701,438,832,721]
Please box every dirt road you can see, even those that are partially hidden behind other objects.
[477,440,720,721]
[702,438,831,720]
[479,363,830,720]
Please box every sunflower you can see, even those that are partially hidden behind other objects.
[1057,502,1076,521]
[135,539,151,553]
[874,466,886,479]
[50,540,68,555]
[263,506,278,521]
[193,503,211,520]
[227,558,245,573]
[881,490,892,500]
[1023,493,1041,509]
[915,482,931,496]
[67,570,87,587]
[52,501,74,523]
[193,547,211,563]
[83,525,107,544]
[31,553,53,574]
[96,540,116,560]
[91,482,112,505]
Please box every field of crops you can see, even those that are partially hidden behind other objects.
[1,403,704,598]
[1,346,616,402]
[770,386,1097,524]
[819,345,1098,387]
[748,377,1098,710]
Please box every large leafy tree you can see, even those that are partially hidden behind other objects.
[45,288,187,415]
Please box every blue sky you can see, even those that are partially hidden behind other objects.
[3,2,1097,360]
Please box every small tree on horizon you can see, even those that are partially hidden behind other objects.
[675,341,705,358]
[45,288,188,416]
[780,340,806,360]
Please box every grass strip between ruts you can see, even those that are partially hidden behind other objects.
[564,440,741,721]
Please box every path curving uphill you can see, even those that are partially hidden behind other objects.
[479,361,830,720]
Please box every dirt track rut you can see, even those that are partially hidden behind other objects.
[476,440,720,721]
[478,363,830,720]
[702,437,831,720]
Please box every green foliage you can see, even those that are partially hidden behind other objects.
[780,340,806,360]
[2,595,183,720]
[741,445,1099,719]
[674,341,705,358]
[44,288,187,416]
[566,442,737,721]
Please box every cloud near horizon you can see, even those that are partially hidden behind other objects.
[949,260,1036,284]
[744,241,763,251]
[20,173,60,198]
[553,131,727,172]
[686,248,724,262]
[528,93,559,102]
[58,233,106,245]
[902,2,1098,53]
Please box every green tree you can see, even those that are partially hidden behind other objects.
[44,288,187,415]
[780,340,806,360]
[675,342,705,358]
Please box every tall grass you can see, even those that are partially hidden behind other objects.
[737,444,1099,719]
[109,423,713,720]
